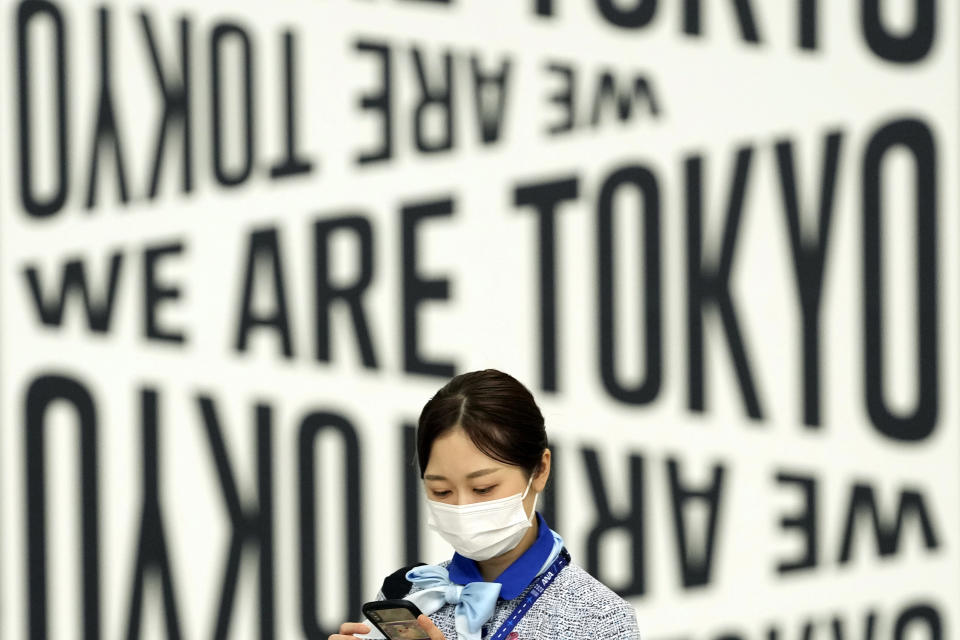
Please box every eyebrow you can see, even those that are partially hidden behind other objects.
[423,468,501,481]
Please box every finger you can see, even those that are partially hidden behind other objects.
[336,621,371,636]
[417,614,447,640]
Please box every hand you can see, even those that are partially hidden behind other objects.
[416,614,447,640]
[328,621,370,639]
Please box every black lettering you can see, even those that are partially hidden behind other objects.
[597,165,661,404]
[831,612,877,640]
[401,198,456,377]
[18,0,69,218]
[24,252,124,331]
[402,423,421,564]
[470,55,511,144]
[894,605,941,640]
[124,389,184,639]
[799,0,817,49]
[140,13,192,197]
[667,458,725,588]
[313,216,378,367]
[235,228,294,358]
[25,374,100,640]
[197,396,275,639]
[589,72,661,125]
[597,0,657,29]
[775,132,843,427]
[544,63,575,135]
[355,40,393,164]
[583,449,645,597]
[514,177,580,392]
[768,625,814,640]
[861,0,935,63]
[863,118,938,441]
[270,32,314,178]
[298,412,362,639]
[838,484,939,563]
[211,23,255,186]
[86,7,130,209]
[534,0,553,16]
[412,47,454,153]
[144,242,186,343]
[683,0,762,42]
[775,472,818,573]
[685,150,764,419]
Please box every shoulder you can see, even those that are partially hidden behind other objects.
[378,560,453,599]
[378,562,427,600]
[537,562,640,638]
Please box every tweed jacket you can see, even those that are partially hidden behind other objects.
[368,516,640,639]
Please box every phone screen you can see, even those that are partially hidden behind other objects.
[366,607,430,640]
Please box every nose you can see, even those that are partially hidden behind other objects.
[451,490,477,506]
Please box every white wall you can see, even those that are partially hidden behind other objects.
[2,1,957,638]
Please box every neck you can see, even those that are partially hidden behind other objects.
[476,517,539,582]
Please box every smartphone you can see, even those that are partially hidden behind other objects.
[361,599,430,640]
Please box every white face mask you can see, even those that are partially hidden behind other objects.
[426,474,539,562]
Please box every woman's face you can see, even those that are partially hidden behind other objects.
[422,426,549,514]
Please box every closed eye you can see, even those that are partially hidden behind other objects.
[430,489,451,498]
[474,486,496,495]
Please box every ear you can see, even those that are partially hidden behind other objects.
[533,448,551,492]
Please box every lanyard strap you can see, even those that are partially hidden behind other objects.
[487,548,570,640]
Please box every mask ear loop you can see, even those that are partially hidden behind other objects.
[521,473,535,499]
[521,473,538,522]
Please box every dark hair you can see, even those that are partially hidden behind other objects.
[417,369,548,479]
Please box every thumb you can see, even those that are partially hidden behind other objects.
[417,614,447,640]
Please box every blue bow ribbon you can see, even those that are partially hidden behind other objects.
[404,565,501,640]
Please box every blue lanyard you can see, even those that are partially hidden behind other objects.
[487,548,570,640]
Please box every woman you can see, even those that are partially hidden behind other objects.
[330,369,640,640]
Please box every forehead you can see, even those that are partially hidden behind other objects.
[423,427,511,477]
